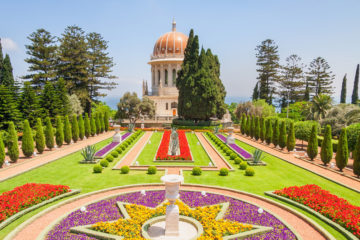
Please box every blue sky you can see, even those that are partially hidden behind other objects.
[1,0,360,108]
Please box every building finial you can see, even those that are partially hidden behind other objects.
[172,18,176,31]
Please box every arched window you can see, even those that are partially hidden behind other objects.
[172,69,176,85]
[157,70,160,85]
[166,103,169,110]
[171,102,178,108]
[165,69,168,85]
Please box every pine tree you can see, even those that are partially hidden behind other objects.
[304,78,310,101]
[71,114,79,143]
[63,115,72,144]
[0,85,21,129]
[95,113,101,134]
[90,114,96,136]
[254,116,260,140]
[0,39,3,80]
[260,117,266,142]
[22,120,34,157]
[99,112,105,133]
[7,122,19,162]
[0,54,15,87]
[44,117,54,150]
[352,64,359,104]
[307,124,318,160]
[78,114,85,140]
[35,118,45,154]
[240,113,246,135]
[287,122,296,151]
[104,111,109,132]
[41,81,59,118]
[84,113,90,138]
[307,57,335,96]
[55,116,64,147]
[272,119,279,147]
[340,74,347,104]
[265,119,273,145]
[252,82,259,101]
[353,132,360,177]
[19,82,41,125]
[55,78,70,116]
[335,128,348,171]
[279,121,287,149]
[320,125,333,166]
[0,132,5,167]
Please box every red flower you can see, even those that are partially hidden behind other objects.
[156,130,192,161]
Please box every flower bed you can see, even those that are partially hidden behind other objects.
[217,134,252,160]
[47,190,297,239]
[155,130,192,160]
[0,183,70,223]
[94,132,132,158]
[274,184,360,238]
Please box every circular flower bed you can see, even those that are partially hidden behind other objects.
[46,191,297,240]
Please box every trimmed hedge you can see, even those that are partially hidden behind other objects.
[93,164,102,173]
[245,167,255,176]
[219,168,229,176]
[121,165,130,174]
[172,119,220,126]
[147,166,157,174]
[192,167,202,176]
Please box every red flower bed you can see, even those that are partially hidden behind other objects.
[0,183,70,223]
[156,130,192,160]
[274,184,360,237]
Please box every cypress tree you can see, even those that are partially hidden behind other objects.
[340,74,347,104]
[7,122,19,162]
[0,133,5,167]
[22,120,34,157]
[307,124,318,161]
[320,125,333,166]
[240,113,246,135]
[287,122,296,151]
[63,115,72,144]
[352,64,359,104]
[260,117,266,142]
[78,114,85,140]
[246,115,251,136]
[265,119,273,145]
[90,114,96,136]
[335,128,348,171]
[254,116,260,140]
[95,113,101,134]
[84,113,90,138]
[353,132,360,177]
[55,116,64,147]
[1,54,15,87]
[250,115,255,139]
[71,114,79,143]
[279,121,287,149]
[272,119,279,147]
[35,118,45,154]
[104,111,109,132]
[100,112,105,133]
[44,117,54,150]
[252,82,259,100]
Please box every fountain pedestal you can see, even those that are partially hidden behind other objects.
[113,125,122,143]
[226,126,235,145]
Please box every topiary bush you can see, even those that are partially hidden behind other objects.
[45,117,54,150]
[55,116,64,147]
[116,148,122,154]
[0,133,5,168]
[7,122,19,162]
[100,159,109,167]
[219,168,229,176]
[245,167,255,176]
[121,145,126,150]
[234,157,241,164]
[93,164,102,173]
[148,166,157,174]
[121,165,130,174]
[225,149,232,156]
[71,114,79,143]
[239,161,248,170]
[111,151,119,158]
[335,128,348,171]
[63,115,72,144]
[35,118,45,154]
[106,155,114,162]
[192,167,202,176]
[230,153,237,160]
[307,124,318,161]
[22,120,34,157]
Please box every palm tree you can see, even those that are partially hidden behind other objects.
[309,94,332,120]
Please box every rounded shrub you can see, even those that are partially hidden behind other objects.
[239,161,248,170]
[192,167,202,176]
[100,159,109,167]
[148,166,157,175]
[230,153,237,160]
[121,145,126,150]
[106,155,114,162]
[234,157,241,164]
[93,164,102,173]
[121,165,130,174]
[245,167,255,176]
[219,168,229,176]
[226,149,232,156]
[116,148,122,154]
[123,142,129,148]
[111,151,119,158]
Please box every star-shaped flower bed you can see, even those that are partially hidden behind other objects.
[70,200,273,240]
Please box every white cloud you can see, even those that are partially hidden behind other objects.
[1,38,18,51]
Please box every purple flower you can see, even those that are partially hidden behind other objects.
[217,134,252,159]
[94,133,132,157]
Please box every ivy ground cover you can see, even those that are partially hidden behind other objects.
[156,130,192,160]
[47,190,296,240]
[0,183,70,223]
[274,184,360,238]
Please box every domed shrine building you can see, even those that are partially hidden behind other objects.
[142,20,188,122]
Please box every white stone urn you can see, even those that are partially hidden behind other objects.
[113,124,122,143]
[226,126,235,144]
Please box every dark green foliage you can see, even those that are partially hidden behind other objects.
[272,119,279,147]
[254,116,260,141]
[55,78,70,116]
[44,117,54,150]
[78,114,85,140]
[346,123,360,152]
[240,161,248,170]
[265,119,272,145]
[55,116,64,147]
[106,155,114,162]
[320,125,333,166]
[1,54,15,87]
[104,111,109,132]
[304,80,310,101]
[71,114,79,143]
[19,82,41,125]
[307,57,335,96]
[240,113,246,135]
[219,168,229,176]
[245,167,255,176]
[111,151,118,158]
[7,122,19,162]
[116,147,122,154]
[22,120,34,157]
[90,114,96,136]
[234,157,241,164]
[307,125,318,160]
[250,116,255,139]
[335,128,348,171]
[353,133,360,177]
[95,113,101,134]
[35,118,45,154]
[147,166,157,174]
[279,121,287,149]
[252,82,259,100]
[352,64,359,104]
[246,115,250,136]
[99,112,105,133]
[40,82,59,118]
[93,164,102,173]
[230,153,237,160]
[121,165,130,174]
[63,115,72,144]
[287,122,296,151]
[260,117,266,142]
[100,159,109,167]
[84,113,91,138]
[0,85,21,128]
[0,133,5,167]
[192,167,202,176]
[340,74,347,104]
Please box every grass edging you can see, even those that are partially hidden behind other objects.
[264,191,358,240]
[0,189,80,231]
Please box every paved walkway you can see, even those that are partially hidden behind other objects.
[234,134,360,192]
[8,184,328,240]
[0,131,114,182]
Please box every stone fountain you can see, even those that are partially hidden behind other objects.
[112,124,122,143]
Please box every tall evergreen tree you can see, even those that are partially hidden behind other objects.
[320,125,333,166]
[307,124,318,161]
[19,82,41,125]
[250,116,255,138]
[84,113,90,138]
[252,82,259,101]
[255,39,280,104]
[353,132,360,177]
[0,132,4,167]
[0,54,15,87]
[22,120,34,157]
[7,122,19,162]
[35,118,45,154]
[104,111,109,132]
[340,74,347,104]
[0,85,21,129]
[260,117,266,142]
[95,112,101,134]
[240,113,246,135]
[99,112,105,133]
[71,114,79,142]
[41,81,59,118]
[63,115,72,144]
[335,128,348,171]
[246,115,251,136]
[265,119,273,145]
[279,121,287,149]
[90,114,96,136]
[303,78,310,101]
[352,64,359,104]
[254,116,260,140]
[55,78,70,116]
[23,29,57,91]
[272,119,279,147]
[44,117,54,150]
[287,122,296,151]
[307,57,335,97]
[0,39,3,80]
[78,114,85,140]
[55,116,64,147]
